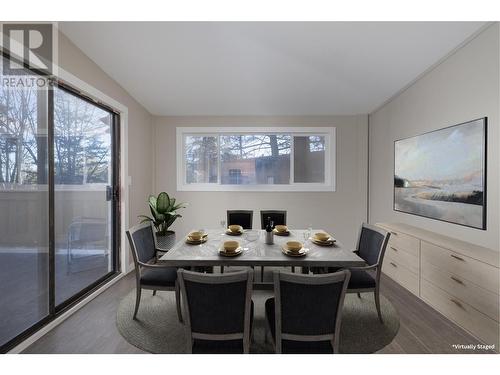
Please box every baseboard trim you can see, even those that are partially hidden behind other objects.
[7,267,134,354]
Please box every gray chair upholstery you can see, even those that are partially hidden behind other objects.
[346,223,390,323]
[178,269,254,353]
[265,270,350,354]
[259,210,287,229]
[227,210,253,229]
[140,267,177,287]
[126,223,182,322]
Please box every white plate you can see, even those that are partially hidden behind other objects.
[310,237,336,246]
[187,233,208,240]
[218,247,244,257]
[185,237,208,245]
[273,229,290,236]
[281,246,309,257]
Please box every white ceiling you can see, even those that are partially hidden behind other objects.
[60,22,486,116]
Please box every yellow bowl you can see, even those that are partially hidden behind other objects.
[275,225,288,232]
[314,232,330,241]
[286,241,303,252]
[223,240,239,252]
[229,225,243,233]
[188,231,204,241]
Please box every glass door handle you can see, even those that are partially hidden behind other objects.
[106,185,120,201]
[106,186,113,201]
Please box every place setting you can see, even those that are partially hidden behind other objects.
[309,231,336,246]
[219,240,244,257]
[273,224,290,236]
[185,230,208,245]
[225,224,244,236]
[281,240,309,257]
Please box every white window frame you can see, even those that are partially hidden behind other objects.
[176,127,336,192]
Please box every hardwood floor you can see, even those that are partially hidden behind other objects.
[377,275,491,354]
[23,271,491,354]
[23,272,143,354]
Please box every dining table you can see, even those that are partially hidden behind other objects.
[159,229,365,288]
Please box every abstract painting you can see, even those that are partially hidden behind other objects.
[394,118,487,229]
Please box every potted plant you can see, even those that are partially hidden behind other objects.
[139,192,187,250]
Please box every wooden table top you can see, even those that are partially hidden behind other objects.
[159,229,365,268]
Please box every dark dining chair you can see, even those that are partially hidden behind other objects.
[177,269,254,353]
[346,223,390,323]
[265,270,350,354]
[259,210,287,229]
[126,222,182,322]
[259,210,288,280]
[223,210,253,274]
[227,210,253,229]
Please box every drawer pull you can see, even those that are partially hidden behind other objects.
[450,298,465,310]
[390,247,398,252]
[389,262,397,268]
[450,276,464,285]
[450,254,465,262]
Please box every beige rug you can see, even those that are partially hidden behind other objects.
[116,289,399,354]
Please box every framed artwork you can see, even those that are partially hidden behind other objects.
[394,117,487,230]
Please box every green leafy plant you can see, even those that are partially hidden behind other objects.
[139,192,187,236]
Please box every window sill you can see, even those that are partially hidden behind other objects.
[177,183,336,192]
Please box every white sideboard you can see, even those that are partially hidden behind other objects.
[377,222,499,350]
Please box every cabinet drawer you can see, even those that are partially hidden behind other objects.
[422,261,499,322]
[421,241,499,294]
[387,231,419,257]
[386,245,419,274]
[421,280,499,347]
[382,258,419,296]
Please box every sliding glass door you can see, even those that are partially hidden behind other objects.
[0,55,120,352]
[53,86,117,307]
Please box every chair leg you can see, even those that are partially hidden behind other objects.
[133,287,142,320]
[357,292,361,298]
[261,266,265,282]
[152,290,157,296]
[221,266,224,274]
[332,336,339,354]
[374,289,383,324]
[291,266,295,273]
[175,282,183,323]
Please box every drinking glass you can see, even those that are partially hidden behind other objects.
[303,230,310,246]
[245,230,259,243]
[220,219,226,235]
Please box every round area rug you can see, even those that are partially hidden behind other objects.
[116,289,399,354]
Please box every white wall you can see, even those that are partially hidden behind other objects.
[369,23,499,250]
[153,115,368,249]
[58,32,154,267]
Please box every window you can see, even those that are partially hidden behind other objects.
[185,135,218,183]
[220,134,291,185]
[177,127,335,191]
